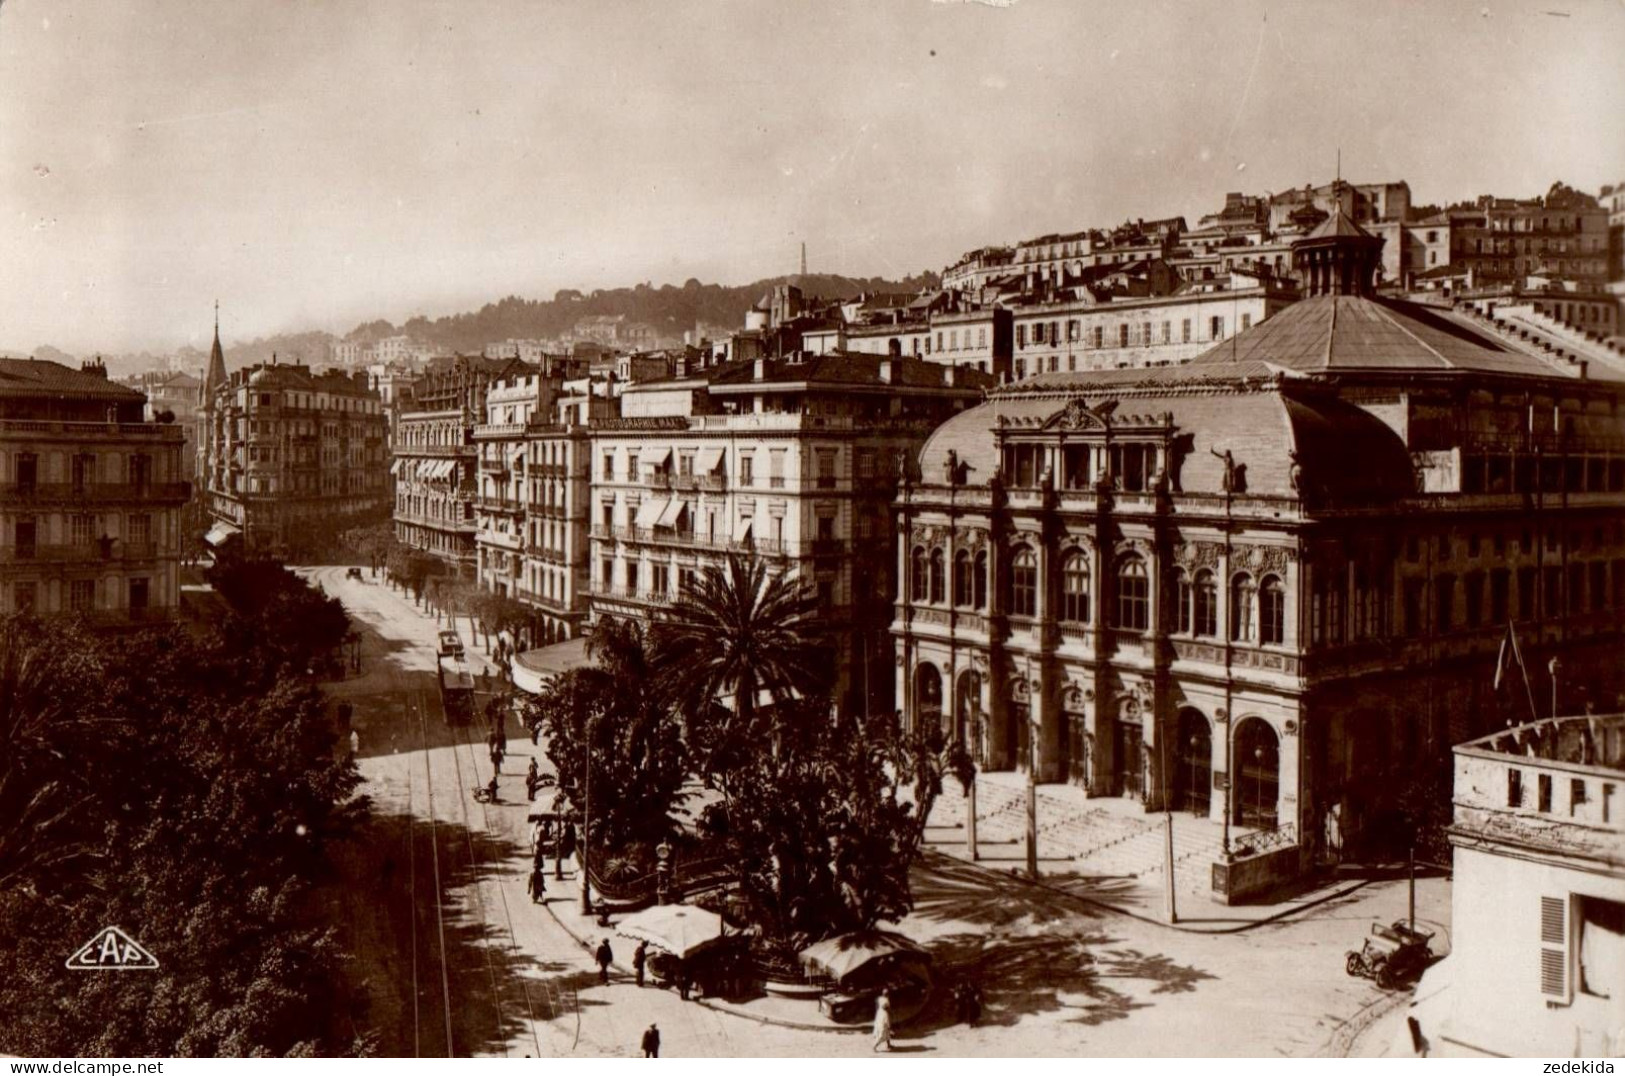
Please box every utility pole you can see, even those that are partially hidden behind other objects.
[580,710,595,915]
[1024,658,1037,879]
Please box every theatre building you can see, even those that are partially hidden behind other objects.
[892,214,1625,898]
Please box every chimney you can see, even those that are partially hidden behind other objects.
[879,359,894,384]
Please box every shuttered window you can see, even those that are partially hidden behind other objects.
[1540,896,1568,999]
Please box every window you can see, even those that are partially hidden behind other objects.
[816,449,837,489]
[72,453,94,491]
[15,453,37,492]
[600,557,613,589]
[1508,768,1522,807]
[1115,556,1149,632]
[603,453,614,480]
[127,513,151,547]
[928,550,945,604]
[973,551,988,610]
[1210,316,1225,340]
[1230,573,1256,642]
[652,563,669,597]
[1577,896,1624,1001]
[1432,574,1454,632]
[910,547,928,602]
[1016,325,1026,348]
[1194,570,1218,637]
[678,567,697,595]
[953,551,973,607]
[71,514,96,547]
[628,452,640,478]
[1260,575,1285,645]
[1538,773,1553,812]
[678,452,694,477]
[626,560,640,594]
[69,579,94,612]
[1181,319,1192,344]
[1117,324,1129,348]
[855,448,875,481]
[1464,571,1485,628]
[1010,547,1037,617]
[13,581,36,612]
[1093,326,1104,348]
[1571,779,1587,816]
[769,450,785,488]
[1240,313,1252,331]
[1061,553,1089,623]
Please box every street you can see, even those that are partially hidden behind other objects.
[302,565,1451,1058]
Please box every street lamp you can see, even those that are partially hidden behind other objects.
[580,706,601,915]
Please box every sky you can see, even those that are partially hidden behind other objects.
[1,0,1621,355]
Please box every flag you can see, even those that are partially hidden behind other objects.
[1493,623,1512,692]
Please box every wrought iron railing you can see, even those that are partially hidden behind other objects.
[1231,822,1296,857]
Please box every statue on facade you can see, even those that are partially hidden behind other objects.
[1210,447,1245,493]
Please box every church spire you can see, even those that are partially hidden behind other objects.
[203,301,227,405]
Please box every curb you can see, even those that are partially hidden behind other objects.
[926,848,1371,935]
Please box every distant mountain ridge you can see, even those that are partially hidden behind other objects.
[40,270,940,377]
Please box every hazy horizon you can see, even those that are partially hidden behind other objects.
[2,0,1621,356]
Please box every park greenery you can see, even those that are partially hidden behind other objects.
[525,552,947,958]
[0,613,369,1056]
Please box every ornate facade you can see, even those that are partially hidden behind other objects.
[893,215,1625,898]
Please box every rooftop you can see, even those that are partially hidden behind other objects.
[0,357,145,402]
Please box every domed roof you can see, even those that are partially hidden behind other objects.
[917,368,1414,502]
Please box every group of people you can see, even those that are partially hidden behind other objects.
[529,816,577,900]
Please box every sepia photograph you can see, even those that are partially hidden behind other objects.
[0,0,1621,1064]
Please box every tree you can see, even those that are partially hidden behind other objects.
[697,701,944,952]
[205,549,350,673]
[649,552,827,766]
[520,617,688,857]
[0,616,368,1056]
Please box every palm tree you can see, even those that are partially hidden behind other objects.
[650,552,826,763]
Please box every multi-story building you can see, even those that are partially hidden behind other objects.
[589,353,991,715]
[471,369,606,643]
[392,354,526,575]
[2,357,189,623]
[1402,713,1623,1057]
[198,346,389,557]
[893,213,1625,901]
[1006,272,1299,377]
[1446,184,1611,289]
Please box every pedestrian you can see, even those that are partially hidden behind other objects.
[530,815,547,854]
[561,821,578,864]
[485,773,500,804]
[871,990,893,1053]
[349,729,360,757]
[595,938,613,984]
[532,836,546,873]
[527,865,546,904]
[632,940,648,987]
[526,758,541,801]
[640,1023,660,1058]
[676,960,689,1001]
[553,826,565,880]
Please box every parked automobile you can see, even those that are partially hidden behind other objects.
[1346,920,1434,989]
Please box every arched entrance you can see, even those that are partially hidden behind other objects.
[1062,687,1088,788]
[954,670,980,749]
[1234,718,1280,829]
[913,662,943,739]
[1175,708,1212,816]
[1007,679,1032,773]
[1113,698,1144,799]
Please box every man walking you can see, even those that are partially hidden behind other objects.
[640,1023,660,1058]
[632,940,648,987]
[595,938,614,985]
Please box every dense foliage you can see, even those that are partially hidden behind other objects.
[0,616,368,1056]
[522,618,689,855]
[696,704,945,951]
[205,549,350,671]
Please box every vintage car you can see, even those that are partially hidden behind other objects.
[346,566,364,581]
[1346,920,1434,989]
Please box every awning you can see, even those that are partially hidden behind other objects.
[647,446,672,467]
[655,499,688,529]
[731,517,753,544]
[696,446,724,473]
[388,458,403,476]
[434,459,456,480]
[204,521,241,547]
[633,498,665,528]
[509,446,525,466]
[511,637,592,696]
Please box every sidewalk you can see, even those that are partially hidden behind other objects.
[926,769,1368,932]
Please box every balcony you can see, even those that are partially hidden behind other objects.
[0,419,183,442]
[476,495,525,514]
[669,473,727,492]
[0,481,191,505]
[479,459,511,474]
[592,586,673,607]
[0,542,169,568]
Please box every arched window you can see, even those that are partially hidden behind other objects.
[1261,574,1286,645]
[1194,569,1218,638]
[1231,572,1257,642]
[953,550,973,607]
[1010,546,1037,617]
[973,551,988,610]
[1115,556,1148,632]
[928,549,946,604]
[910,546,927,603]
[1061,552,1090,623]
